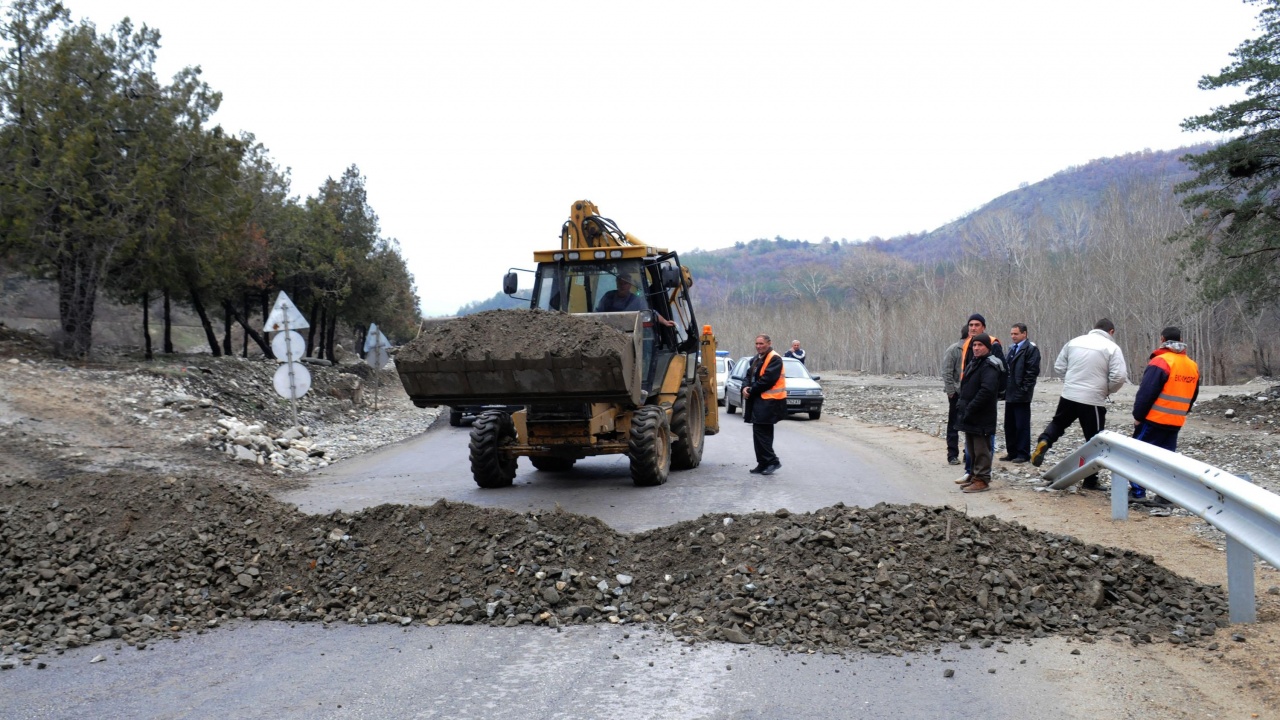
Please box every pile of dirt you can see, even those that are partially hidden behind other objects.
[0,473,1227,660]
[0,324,54,360]
[397,309,631,363]
[1196,384,1280,428]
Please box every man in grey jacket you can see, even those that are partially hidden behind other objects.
[941,325,967,465]
[1030,318,1129,489]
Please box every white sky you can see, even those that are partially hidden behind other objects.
[69,0,1261,316]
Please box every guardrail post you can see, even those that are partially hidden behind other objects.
[1227,473,1257,624]
[1110,471,1129,521]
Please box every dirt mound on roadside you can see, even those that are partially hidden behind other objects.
[396,309,630,363]
[0,474,1227,660]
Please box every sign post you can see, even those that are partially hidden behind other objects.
[264,291,312,427]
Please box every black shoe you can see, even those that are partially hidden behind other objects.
[749,464,765,474]
[1011,457,1029,465]
[947,456,961,466]
[760,461,781,476]
[1081,478,1103,490]
[998,454,1014,462]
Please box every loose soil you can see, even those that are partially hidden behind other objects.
[397,309,630,363]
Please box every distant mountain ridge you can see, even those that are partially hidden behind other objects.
[875,144,1212,263]
[453,144,1213,314]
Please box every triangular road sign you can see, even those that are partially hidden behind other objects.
[264,291,310,333]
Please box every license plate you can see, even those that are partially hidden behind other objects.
[787,399,801,405]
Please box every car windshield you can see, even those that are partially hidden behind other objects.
[783,357,812,379]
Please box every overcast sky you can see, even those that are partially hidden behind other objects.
[71,1,1262,316]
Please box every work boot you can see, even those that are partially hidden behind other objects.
[997,454,1014,462]
[760,460,781,476]
[947,456,961,466]
[1011,457,1029,464]
[1029,440,1049,467]
[961,479,990,493]
[749,464,766,474]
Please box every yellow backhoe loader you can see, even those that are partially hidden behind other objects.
[396,200,719,487]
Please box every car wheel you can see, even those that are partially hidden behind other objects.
[808,410,821,420]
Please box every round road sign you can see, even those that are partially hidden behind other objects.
[271,330,307,363]
[273,362,312,399]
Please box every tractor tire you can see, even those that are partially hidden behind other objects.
[808,410,822,420]
[670,382,705,470]
[530,457,576,472]
[469,410,517,488]
[449,408,464,427]
[628,405,671,487]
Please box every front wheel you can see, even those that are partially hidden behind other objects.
[449,408,464,427]
[469,411,517,488]
[629,405,671,486]
[670,382,705,470]
[808,410,821,420]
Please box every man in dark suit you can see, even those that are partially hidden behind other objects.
[1000,322,1041,463]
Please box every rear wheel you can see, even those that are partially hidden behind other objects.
[469,411,517,488]
[670,382,705,470]
[629,405,671,486]
[530,457,576,472]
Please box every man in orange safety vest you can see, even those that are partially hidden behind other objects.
[1129,326,1200,505]
[742,334,787,476]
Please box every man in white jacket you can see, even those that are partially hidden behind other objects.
[1029,318,1129,489]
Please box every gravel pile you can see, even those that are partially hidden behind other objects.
[396,309,631,363]
[0,473,1227,661]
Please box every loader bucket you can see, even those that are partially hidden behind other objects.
[395,310,645,408]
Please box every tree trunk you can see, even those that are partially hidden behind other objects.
[142,291,153,361]
[225,301,274,359]
[307,301,321,356]
[221,302,233,356]
[163,287,174,354]
[325,307,338,361]
[55,254,99,359]
[190,288,222,357]
[355,325,368,359]
[314,305,328,358]
[241,293,250,357]
[260,293,269,330]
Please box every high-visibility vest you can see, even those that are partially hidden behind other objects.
[758,350,787,400]
[960,335,1000,379]
[1146,351,1199,427]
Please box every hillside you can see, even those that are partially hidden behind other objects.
[451,144,1214,315]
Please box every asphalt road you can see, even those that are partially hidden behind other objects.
[278,408,952,530]
[0,410,1213,719]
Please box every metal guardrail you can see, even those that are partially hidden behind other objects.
[1041,429,1280,623]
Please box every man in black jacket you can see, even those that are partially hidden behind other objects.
[1000,322,1041,464]
[742,334,787,476]
[956,334,1003,493]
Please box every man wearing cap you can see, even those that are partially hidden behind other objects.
[955,333,1004,493]
[958,314,1004,476]
[1128,326,1199,505]
[1029,318,1129,490]
[595,274,645,312]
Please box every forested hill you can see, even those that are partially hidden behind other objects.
[455,144,1211,315]
[878,144,1211,263]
